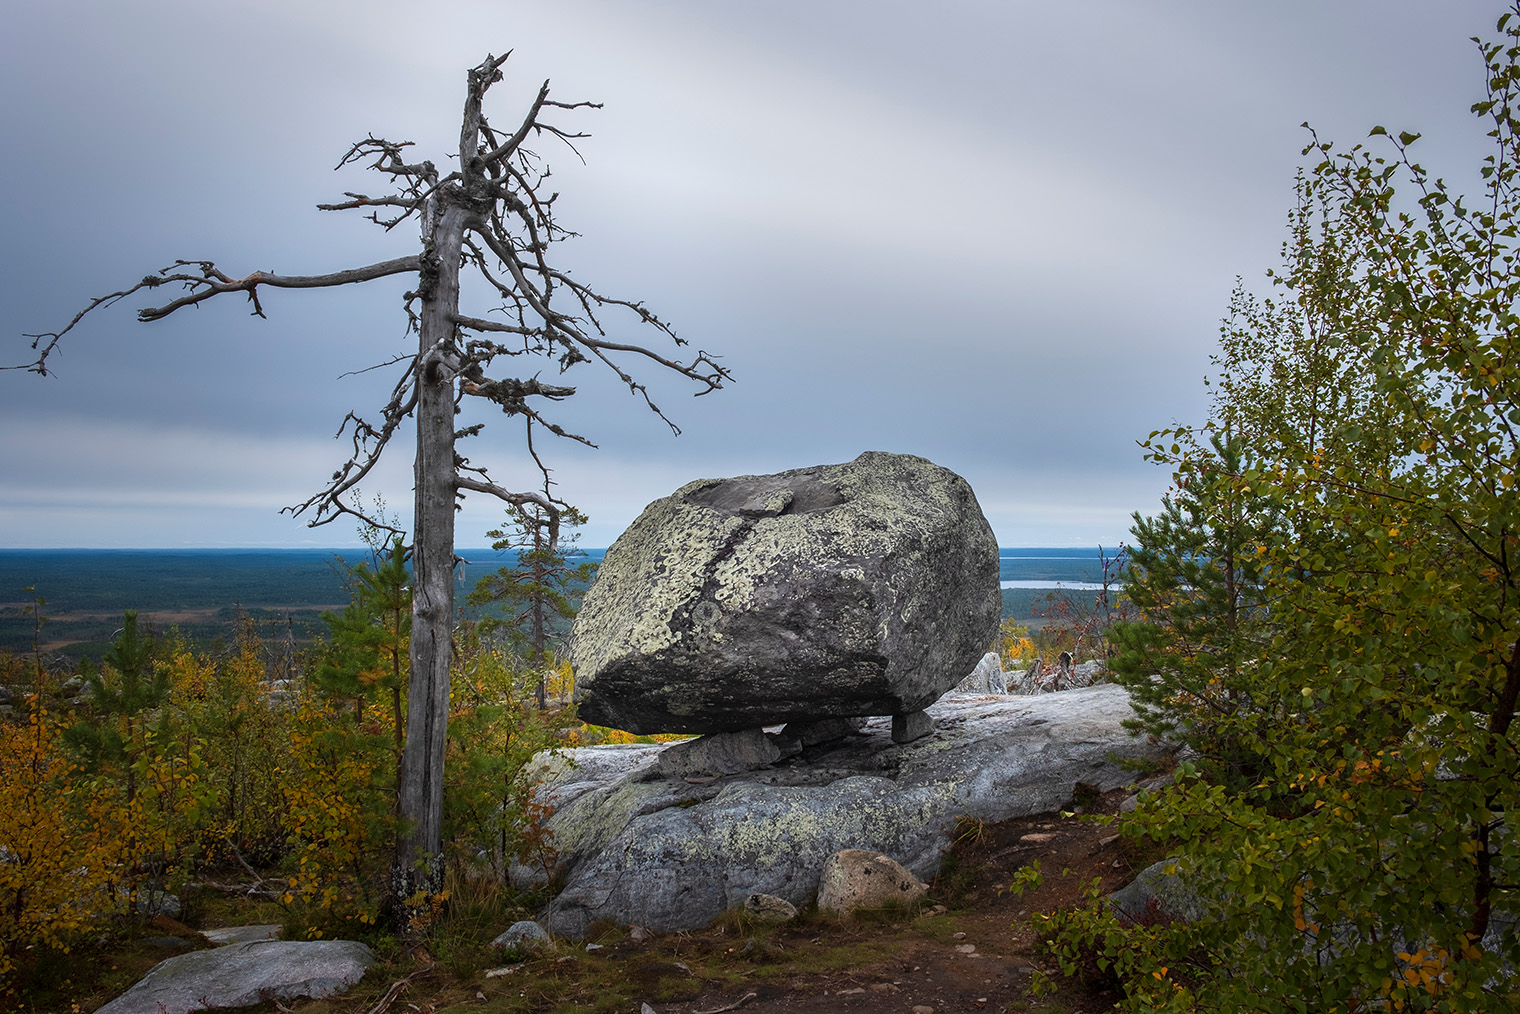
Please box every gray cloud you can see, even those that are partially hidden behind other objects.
[2,0,1506,547]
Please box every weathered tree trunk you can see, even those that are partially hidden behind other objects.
[393,200,466,913]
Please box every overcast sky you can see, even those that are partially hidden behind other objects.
[1,1,1506,549]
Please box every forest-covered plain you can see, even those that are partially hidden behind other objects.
[0,548,1109,658]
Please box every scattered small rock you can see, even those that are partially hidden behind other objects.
[816,849,928,915]
[956,943,977,954]
[914,1006,935,1014]
[743,893,799,923]
[953,652,1008,695]
[628,924,650,943]
[130,889,182,919]
[491,920,550,952]
[1019,832,1056,843]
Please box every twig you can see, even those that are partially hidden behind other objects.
[189,879,280,900]
[693,993,758,1014]
[364,968,427,1014]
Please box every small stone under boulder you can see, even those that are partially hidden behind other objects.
[655,728,780,779]
[817,849,929,915]
[570,452,1002,734]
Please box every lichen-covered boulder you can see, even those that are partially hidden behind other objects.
[570,451,1001,733]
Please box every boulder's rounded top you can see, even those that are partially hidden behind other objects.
[570,452,1001,734]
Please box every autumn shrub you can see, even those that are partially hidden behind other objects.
[60,613,218,907]
[168,632,293,863]
[0,704,125,992]
[280,696,396,935]
[446,641,566,888]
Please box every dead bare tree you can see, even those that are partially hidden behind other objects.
[10,52,729,924]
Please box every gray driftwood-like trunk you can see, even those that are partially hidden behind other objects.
[14,53,728,931]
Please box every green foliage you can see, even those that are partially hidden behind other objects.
[63,611,171,799]
[468,500,595,708]
[1056,8,1520,1009]
[446,629,566,888]
[1109,434,1278,787]
[318,537,411,749]
[167,628,292,863]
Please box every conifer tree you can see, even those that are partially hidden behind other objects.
[64,611,168,804]
[468,499,593,708]
[318,536,412,798]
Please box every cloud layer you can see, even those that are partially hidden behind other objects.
[2,0,1504,547]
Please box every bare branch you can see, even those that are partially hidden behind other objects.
[13,274,169,375]
[479,80,553,165]
[451,313,538,337]
[338,353,415,380]
[283,364,418,528]
[136,256,423,322]
[317,192,419,212]
[456,475,559,515]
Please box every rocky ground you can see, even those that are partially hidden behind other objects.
[57,788,1153,1014]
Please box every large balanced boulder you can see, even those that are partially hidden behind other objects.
[570,451,1001,733]
[529,684,1169,937]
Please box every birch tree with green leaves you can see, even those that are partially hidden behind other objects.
[1057,8,1520,1010]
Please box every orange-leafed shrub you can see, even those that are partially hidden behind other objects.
[0,706,125,990]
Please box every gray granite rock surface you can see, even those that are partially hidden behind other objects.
[570,452,1001,733]
[96,940,373,1014]
[529,684,1167,936]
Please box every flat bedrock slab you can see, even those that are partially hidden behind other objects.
[569,452,1002,733]
[97,940,374,1014]
[529,684,1168,937]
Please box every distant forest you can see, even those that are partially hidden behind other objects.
[0,548,1118,658]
